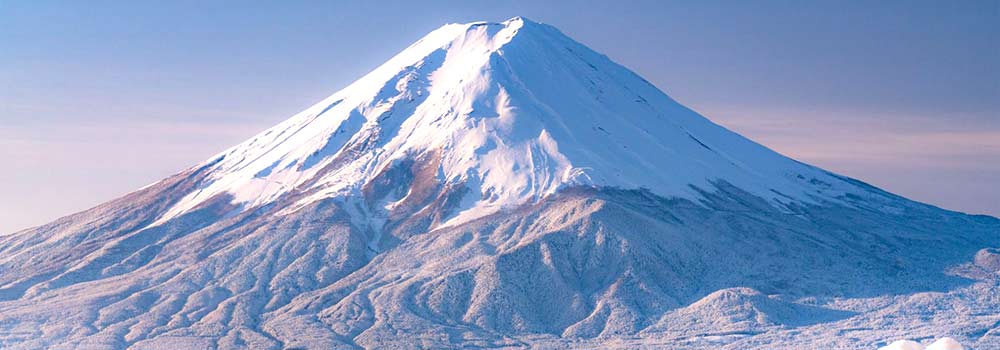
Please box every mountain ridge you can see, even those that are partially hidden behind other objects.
[146,16,878,236]
[0,17,997,350]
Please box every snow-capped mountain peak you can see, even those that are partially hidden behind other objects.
[153,17,859,228]
[3,17,997,350]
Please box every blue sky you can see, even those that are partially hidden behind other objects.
[2,1,998,233]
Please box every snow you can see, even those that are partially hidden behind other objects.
[927,337,966,350]
[880,340,929,350]
[879,338,965,350]
[150,16,862,229]
[1,16,997,350]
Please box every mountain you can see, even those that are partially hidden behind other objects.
[1,17,997,350]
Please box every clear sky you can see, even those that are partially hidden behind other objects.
[2,1,998,233]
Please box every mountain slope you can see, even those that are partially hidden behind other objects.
[151,17,864,231]
[1,17,997,350]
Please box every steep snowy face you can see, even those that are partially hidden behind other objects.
[155,17,861,228]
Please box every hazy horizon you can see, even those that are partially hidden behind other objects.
[2,1,998,233]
